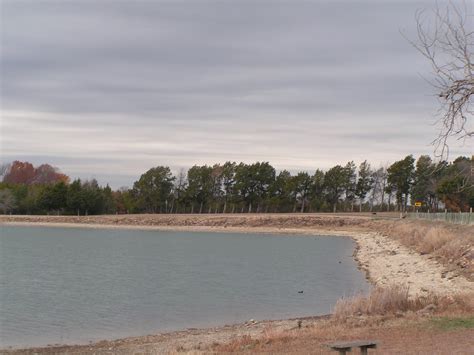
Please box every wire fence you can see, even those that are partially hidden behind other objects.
[407,211,474,225]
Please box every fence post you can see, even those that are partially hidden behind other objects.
[403,210,471,225]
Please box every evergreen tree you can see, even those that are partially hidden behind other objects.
[343,161,357,211]
[324,165,347,213]
[132,167,175,213]
[387,155,415,212]
[355,161,373,212]
[67,179,84,215]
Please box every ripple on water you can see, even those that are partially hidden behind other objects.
[0,226,369,347]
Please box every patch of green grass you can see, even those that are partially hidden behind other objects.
[430,317,474,331]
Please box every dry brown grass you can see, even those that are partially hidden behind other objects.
[333,285,431,319]
[211,320,474,354]
[368,220,474,279]
[210,287,474,353]
[443,293,474,313]
[333,285,474,321]
[210,335,258,353]
[210,326,296,353]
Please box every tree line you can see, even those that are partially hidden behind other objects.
[0,155,473,215]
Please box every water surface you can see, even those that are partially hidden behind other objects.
[0,226,369,347]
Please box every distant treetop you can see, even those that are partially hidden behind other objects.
[2,161,70,185]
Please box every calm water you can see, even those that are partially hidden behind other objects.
[0,226,369,347]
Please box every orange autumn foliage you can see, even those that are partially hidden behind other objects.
[3,161,70,185]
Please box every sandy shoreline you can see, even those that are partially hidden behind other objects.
[2,315,332,354]
[0,219,356,234]
[1,214,473,353]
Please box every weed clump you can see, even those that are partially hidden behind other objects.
[333,285,474,321]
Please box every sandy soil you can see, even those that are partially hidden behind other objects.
[1,213,473,354]
[352,231,474,296]
[1,316,331,355]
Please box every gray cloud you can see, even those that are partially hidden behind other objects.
[1,0,472,187]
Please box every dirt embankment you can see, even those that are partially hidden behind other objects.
[0,213,373,229]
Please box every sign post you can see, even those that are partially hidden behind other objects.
[414,201,422,215]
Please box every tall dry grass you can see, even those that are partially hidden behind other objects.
[333,285,428,319]
[368,220,474,279]
[333,285,474,321]
[388,222,461,254]
[210,286,474,353]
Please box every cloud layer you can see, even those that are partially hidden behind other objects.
[1,0,472,187]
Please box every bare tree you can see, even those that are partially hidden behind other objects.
[172,168,187,213]
[369,166,387,211]
[0,189,16,214]
[0,163,11,181]
[407,1,473,158]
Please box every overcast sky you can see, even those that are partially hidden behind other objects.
[1,0,472,188]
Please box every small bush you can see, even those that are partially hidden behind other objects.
[333,285,436,319]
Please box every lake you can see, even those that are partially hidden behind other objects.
[0,226,369,347]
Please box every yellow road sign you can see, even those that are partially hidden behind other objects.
[414,202,422,207]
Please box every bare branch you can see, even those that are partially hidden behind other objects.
[408,1,473,159]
